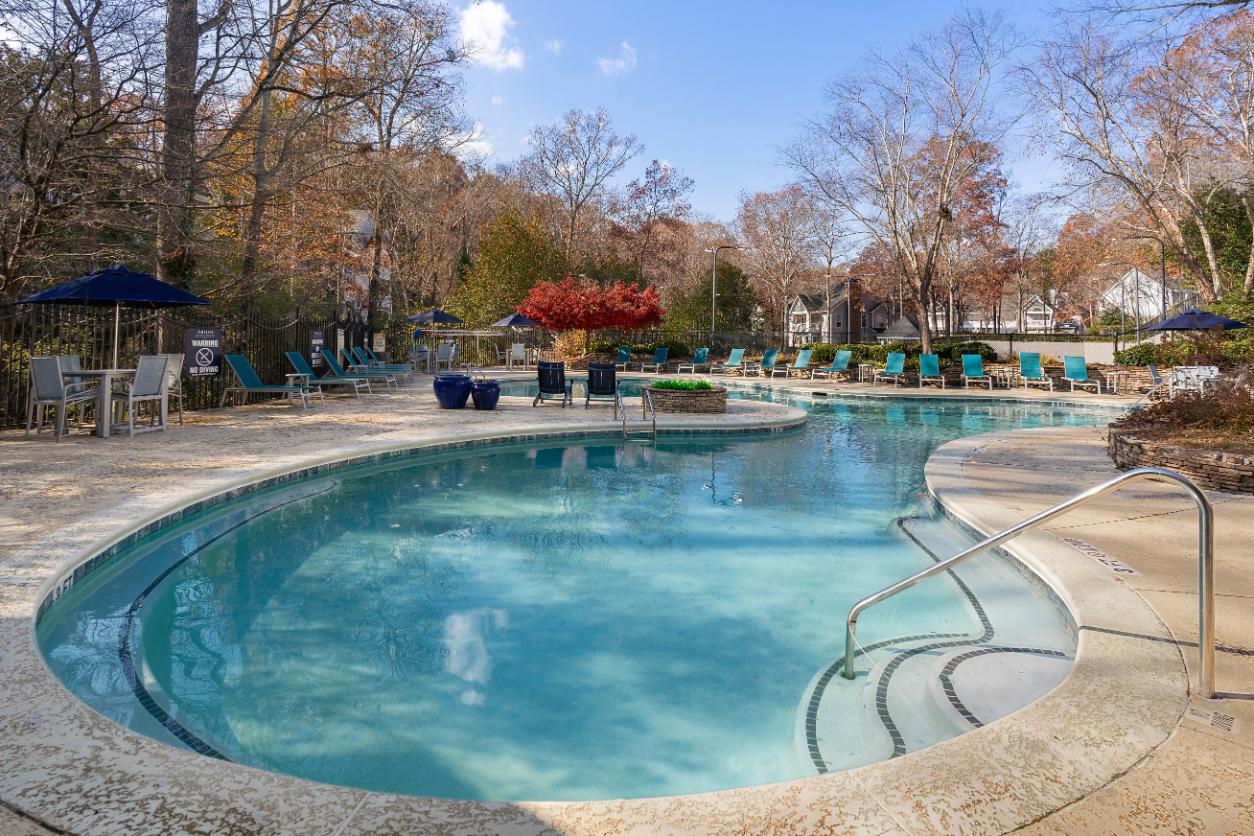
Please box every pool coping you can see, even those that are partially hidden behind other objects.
[1,400,1189,835]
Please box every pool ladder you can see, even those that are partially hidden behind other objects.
[622,388,657,442]
[840,467,1219,699]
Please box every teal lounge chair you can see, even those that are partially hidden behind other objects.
[774,348,812,378]
[711,348,746,375]
[221,354,322,409]
[1019,352,1054,391]
[360,345,414,374]
[287,352,371,398]
[961,354,993,389]
[677,347,710,374]
[613,346,631,371]
[340,346,368,372]
[918,353,945,388]
[321,349,399,390]
[1063,355,1101,393]
[346,346,410,377]
[640,346,669,373]
[874,352,906,386]
[811,350,853,380]
[748,348,779,377]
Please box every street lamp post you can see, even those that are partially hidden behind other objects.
[846,275,857,344]
[705,245,740,345]
[824,272,832,344]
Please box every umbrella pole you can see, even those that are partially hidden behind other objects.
[113,302,121,368]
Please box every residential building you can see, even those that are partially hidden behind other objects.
[962,293,1057,333]
[785,282,892,346]
[1100,268,1192,321]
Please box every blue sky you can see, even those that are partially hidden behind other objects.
[456,0,1059,224]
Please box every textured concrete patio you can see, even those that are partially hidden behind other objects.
[0,374,1248,834]
[923,424,1254,835]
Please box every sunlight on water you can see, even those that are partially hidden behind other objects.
[38,394,1117,800]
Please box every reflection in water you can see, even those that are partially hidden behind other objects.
[443,608,509,706]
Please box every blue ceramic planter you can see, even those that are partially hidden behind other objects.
[433,373,472,409]
[471,379,500,410]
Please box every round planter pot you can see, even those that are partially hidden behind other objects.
[647,386,727,414]
[433,373,472,409]
[470,379,501,410]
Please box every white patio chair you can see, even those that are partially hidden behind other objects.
[158,353,185,425]
[26,356,99,440]
[57,355,91,396]
[111,355,169,435]
[508,343,527,369]
[435,341,459,371]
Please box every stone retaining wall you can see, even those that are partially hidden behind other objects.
[648,386,728,414]
[1108,430,1254,494]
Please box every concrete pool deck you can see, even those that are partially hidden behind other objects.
[0,374,1248,834]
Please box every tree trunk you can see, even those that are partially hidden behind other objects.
[367,201,386,329]
[1242,194,1254,300]
[913,288,932,354]
[157,0,201,286]
[239,87,273,295]
[1192,211,1226,302]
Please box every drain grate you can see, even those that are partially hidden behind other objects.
[1185,707,1237,733]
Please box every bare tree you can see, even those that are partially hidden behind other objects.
[789,10,1016,352]
[520,108,641,264]
[616,159,694,280]
[1025,19,1235,300]
[735,185,816,339]
[1149,10,1254,296]
[0,0,158,297]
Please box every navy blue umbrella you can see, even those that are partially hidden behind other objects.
[491,312,541,328]
[1147,308,1247,331]
[19,263,209,366]
[404,308,463,325]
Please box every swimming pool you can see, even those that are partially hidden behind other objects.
[37,392,1117,802]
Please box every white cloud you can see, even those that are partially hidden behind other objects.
[544,39,562,55]
[447,122,494,159]
[460,1,524,71]
[597,41,637,76]
[490,95,505,106]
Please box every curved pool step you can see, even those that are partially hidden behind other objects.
[798,512,1078,775]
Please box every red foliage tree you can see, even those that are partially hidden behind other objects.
[517,277,665,332]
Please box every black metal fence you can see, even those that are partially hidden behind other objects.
[0,304,369,429]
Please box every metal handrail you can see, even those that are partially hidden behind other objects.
[841,467,1216,698]
[622,388,658,440]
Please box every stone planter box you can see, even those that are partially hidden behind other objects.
[1108,430,1254,495]
[647,386,727,414]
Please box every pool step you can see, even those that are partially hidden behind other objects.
[797,512,1076,775]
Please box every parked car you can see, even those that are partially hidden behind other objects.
[1056,322,1081,334]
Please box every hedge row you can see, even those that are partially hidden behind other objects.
[589,339,692,358]
[1114,335,1254,366]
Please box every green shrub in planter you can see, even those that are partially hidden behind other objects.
[651,379,713,391]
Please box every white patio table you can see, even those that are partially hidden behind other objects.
[73,368,134,438]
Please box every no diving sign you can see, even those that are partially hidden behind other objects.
[184,328,223,376]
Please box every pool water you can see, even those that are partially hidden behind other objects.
[38,392,1117,801]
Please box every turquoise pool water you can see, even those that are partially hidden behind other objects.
[38,392,1117,801]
